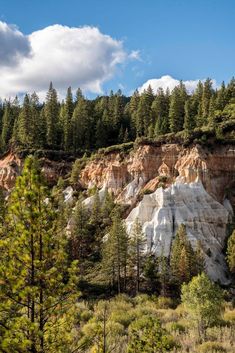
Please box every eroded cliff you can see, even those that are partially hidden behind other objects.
[0,143,234,283]
[80,143,235,283]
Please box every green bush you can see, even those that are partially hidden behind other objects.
[197,341,227,353]
[127,315,178,352]
[165,321,186,333]
[224,310,235,324]
[156,297,174,309]
[97,141,134,156]
[142,188,153,195]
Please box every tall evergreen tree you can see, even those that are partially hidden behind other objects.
[169,83,187,133]
[129,219,146,293]
[1,97,20,149]
[102,212,129,293]
[152,88,170,136]
[136,86,154,136]
[170,224,201,285]
[202,78,213,124]
[72,97,90,151]
[45,82,59,147]
[63,87,73,151]
[18,94,34,146]
[184,98,197,132]
[0,156,79,353]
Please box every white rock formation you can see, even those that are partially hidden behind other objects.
[83,185,107,209]
[126,181,232,284]
[63,186,74,204]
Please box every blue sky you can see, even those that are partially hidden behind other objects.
[0,0,235,98]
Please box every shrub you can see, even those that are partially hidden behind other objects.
[142,188,153,195]
[158,175,168,183]
[181,273,224,337]
[197,341,227,353]
[224,310,235,324]
[97,141,134,156]
[127,315,178,352]
[165,321,186,334]
[70,157,87,184]
[156,296,174,309]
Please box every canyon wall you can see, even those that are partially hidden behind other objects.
[80,143,235,283]
[0,143,234,283]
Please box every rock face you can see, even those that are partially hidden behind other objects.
[0,152,22,191]
[0,152,72,191]
[0,144,234,283]
[126,182,231,284]
[80,144,235,209]
[80,143,235,283]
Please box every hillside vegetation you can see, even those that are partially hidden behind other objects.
[0,78,235,352]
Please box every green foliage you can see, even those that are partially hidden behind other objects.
[227,229,235,273]
[70,155,88,185]
[45,82,59,147]
[170,224,204,286]
[127,315,177,352]
[181,273,224,338]
[101,211,129,293]
[129,219,146,293]
[143,254,159,292]
[169,82,187,133]
[197,341,227,353]
[0,77,235,155]
[0,156,79,352]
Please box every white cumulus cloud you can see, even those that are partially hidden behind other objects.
[0,22,134,99]
[0,21,31,67]
[139,75,217,94]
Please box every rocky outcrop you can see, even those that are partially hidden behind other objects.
[0,152,72,190]
[80,144,235,209]
[0,144,234,283]
[80,143,235,284]
[126,182,231,284]
[0,152,22,191]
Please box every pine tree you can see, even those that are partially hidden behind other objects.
[170,224,198,285]
[63,87,73,151]
[129,219,146,293]
[18,94,33,146]
[152,88,170,136]
[226,77,235,101]
[194,80,204,127]
[128,89,140,138]
[216,81,228,110]
[102,211,129,293]
[169,83,187,133]
[101,189,115,228]
[143,254,158,293]
[1,98,20,149]
[31,92,45,148]
[208,94,217,125]
[45,82,59,147]
[158,254,171,297]
[68,199,92,273]
[72,97,90,151]
[184,98,197,131]
[95,118,107,148]
[136,86,154,136]
[202,78,213,124]
[0,156,79,353]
